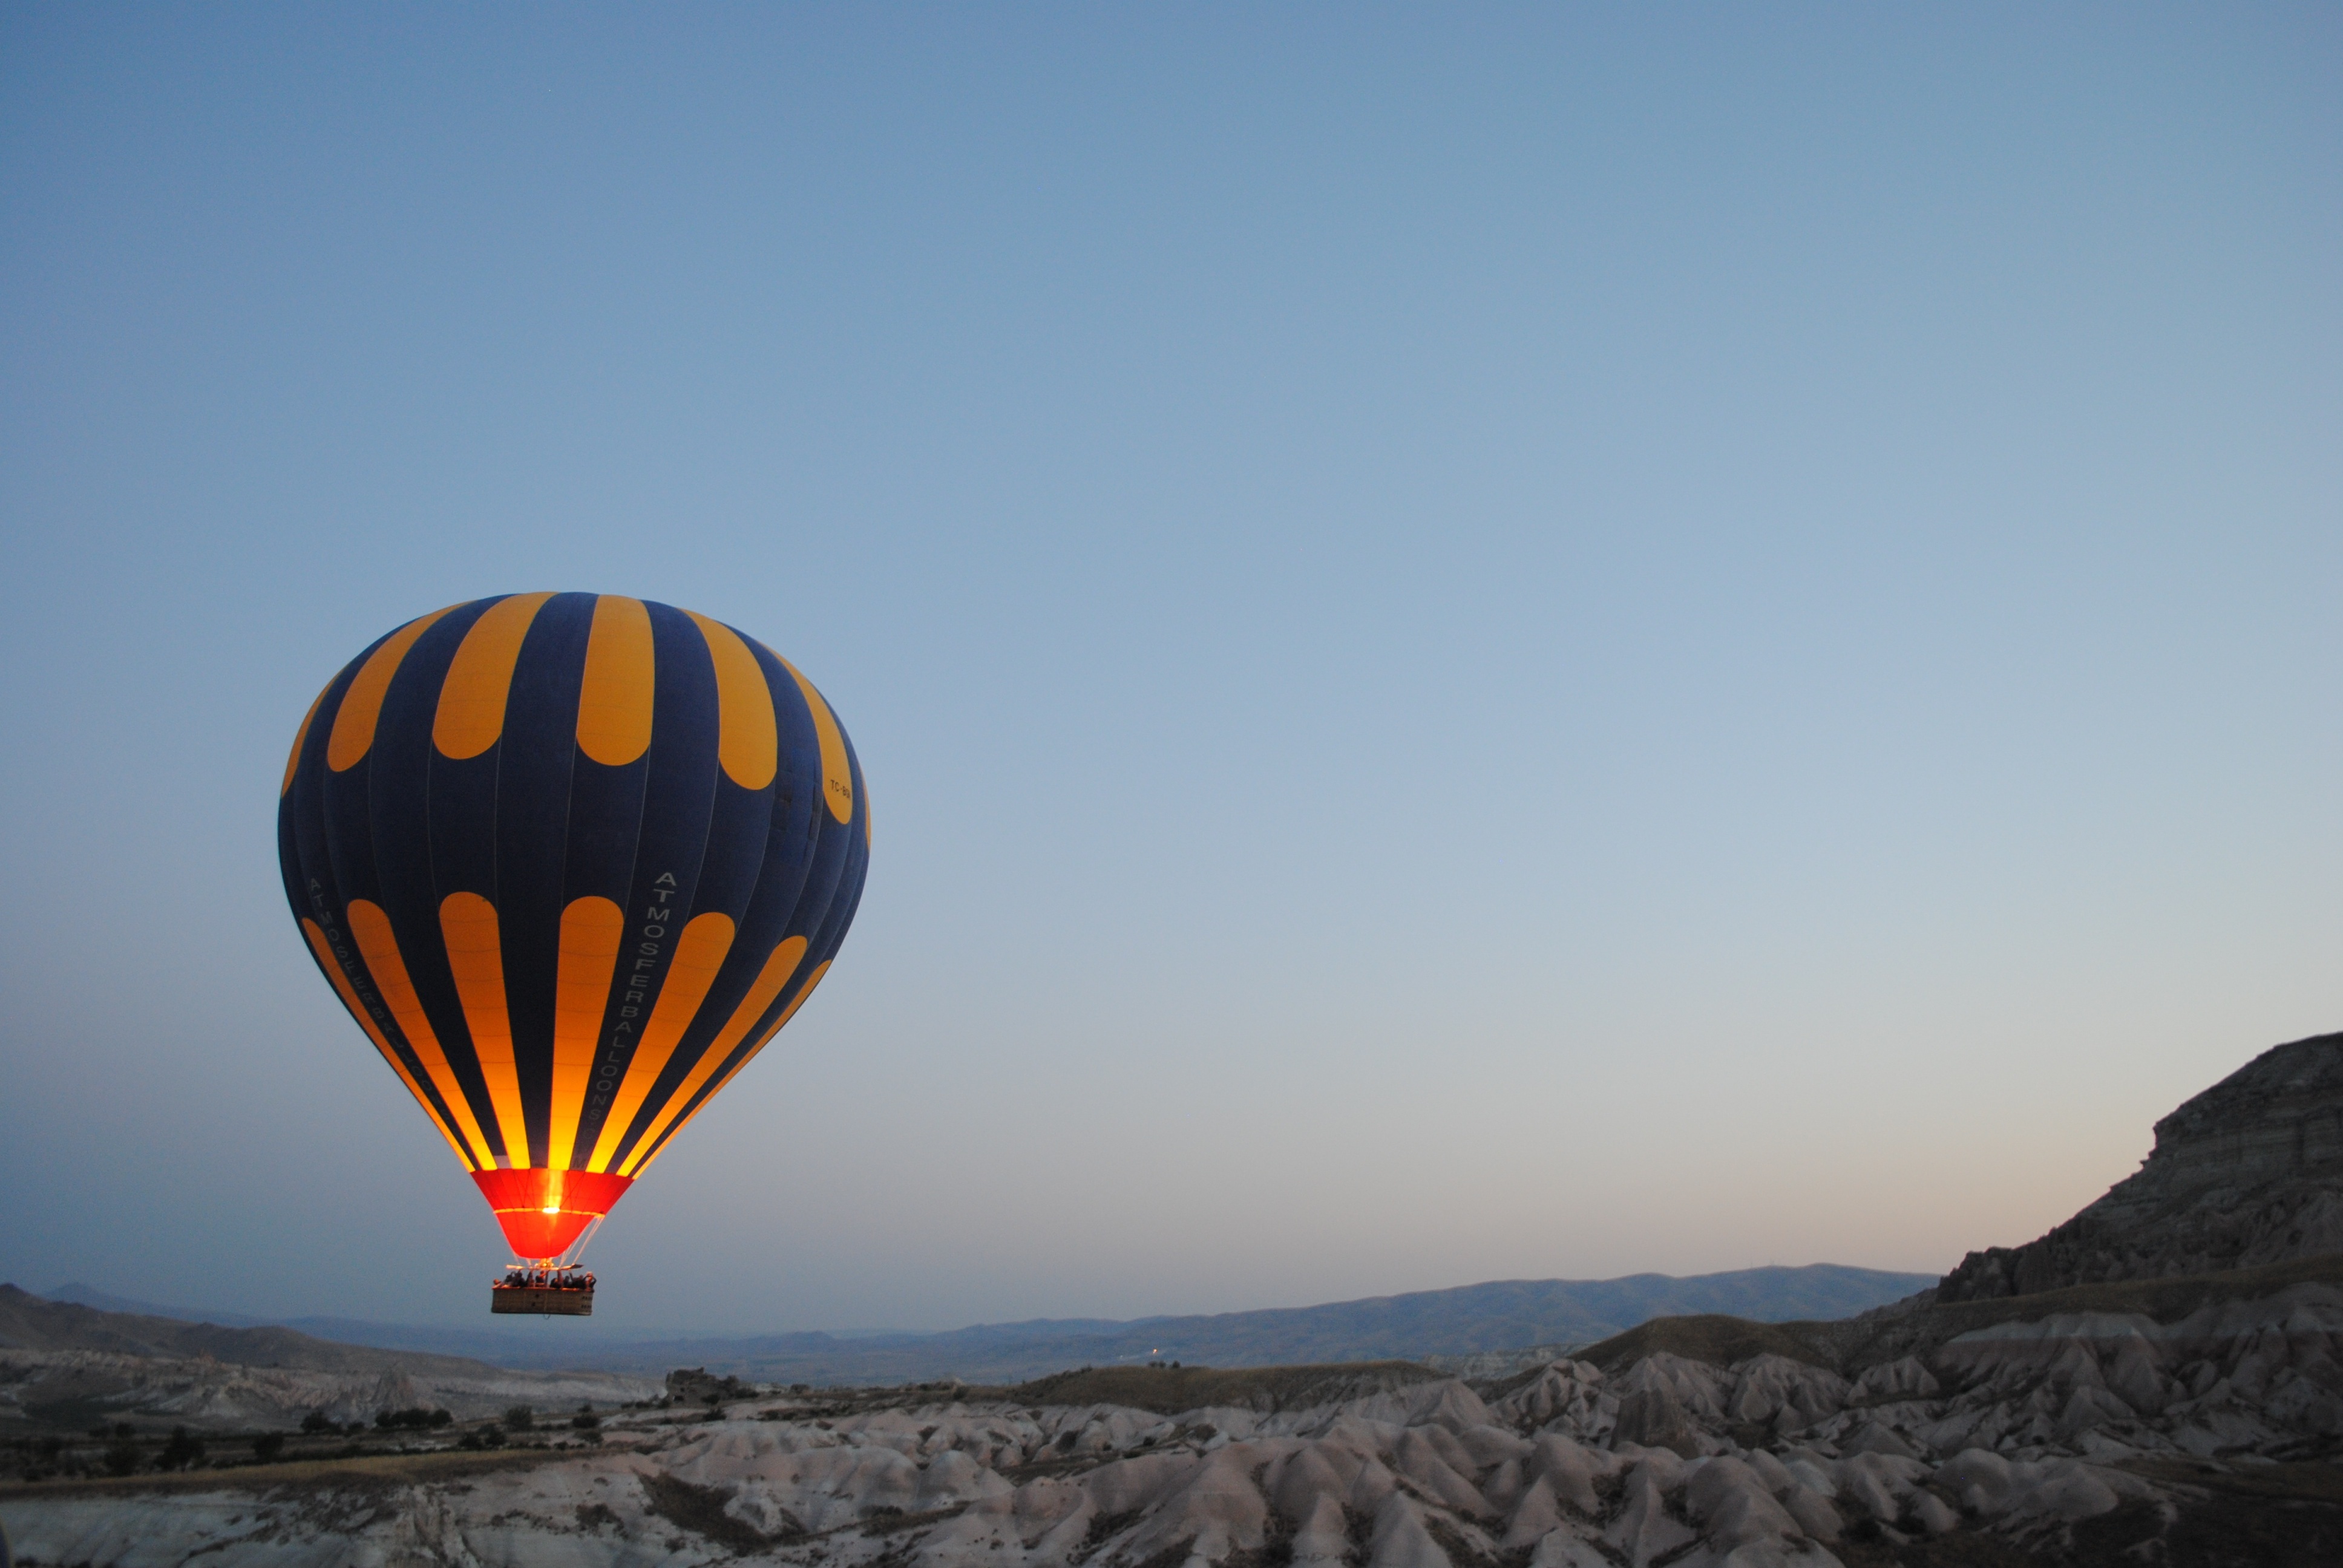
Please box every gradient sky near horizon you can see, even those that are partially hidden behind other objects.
[2,5,2338,1338]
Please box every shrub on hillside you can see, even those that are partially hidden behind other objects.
[375,1406,450,1431]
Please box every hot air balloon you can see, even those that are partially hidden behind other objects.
[277,594,869,1314]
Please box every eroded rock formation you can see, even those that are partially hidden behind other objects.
[26,1288,2343,1568]
[11,1028,2343,1563]
[1941,1030,2343,1301]
[0,1344,655,1429]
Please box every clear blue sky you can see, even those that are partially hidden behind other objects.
[3,5,2336,1335]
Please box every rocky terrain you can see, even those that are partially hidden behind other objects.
[0,1287,655,1431]
[5,1028,2341,1564]
[6,1318,2336,1568]
[1941,1030,2343,1301]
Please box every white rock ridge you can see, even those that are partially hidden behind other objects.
[2,1355,2190,1568]
[0,1344,657,1428]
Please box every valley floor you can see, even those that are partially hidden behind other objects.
[8,1300,2343,1568]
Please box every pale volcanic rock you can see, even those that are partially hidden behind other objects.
[1343,1379,1495,1434]
[1850,1356,1938,1402]
[1288,1492,1352,1565]
[1930,1446,2159,1527]
[1524,1432,1616,1517]
[1116,1445,1276,1567]
[1487,1360,1616,1440]
[1362,1491,1448,1568]
[1602,1452,1698,1566]
[1742,1448,1844,1542]
[1496,1473,1565,1547]
[28,1024,2343,1566]
[1267,1441,1354,1526]
[1721,1354,1850,1435]
[4,1364,2221,1568]
[1679,1455,1831,1567]
[0,1342,655,1436]
[1610,1352,1729,1425]
[1911,1283,2343,1459]
[1609,1383,1703,1459]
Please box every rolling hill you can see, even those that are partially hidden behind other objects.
[38,1263,1932,1383]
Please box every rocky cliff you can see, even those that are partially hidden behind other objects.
[1939,1030,2343,1301]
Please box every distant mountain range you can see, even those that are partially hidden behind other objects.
[0,1284,657,1428]
[39,1263,1933,1383]
[1,1284,491,1376]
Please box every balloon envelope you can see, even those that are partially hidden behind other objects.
[278,594,869,1258]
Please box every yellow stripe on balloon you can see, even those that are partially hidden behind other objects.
[346,900,497,1168]
[432,592,555,759]
[547,896,625,1169]
[685,612,778,790]
[575,595,655,766]
[774,652,853,824]
[301,917,476,1169]
[628,959,830,1178]
[281,679,330,796]
[327,605,459,771]
[615,935,805,1177]
[438,892,534,1167]
[585,912,736,1172]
